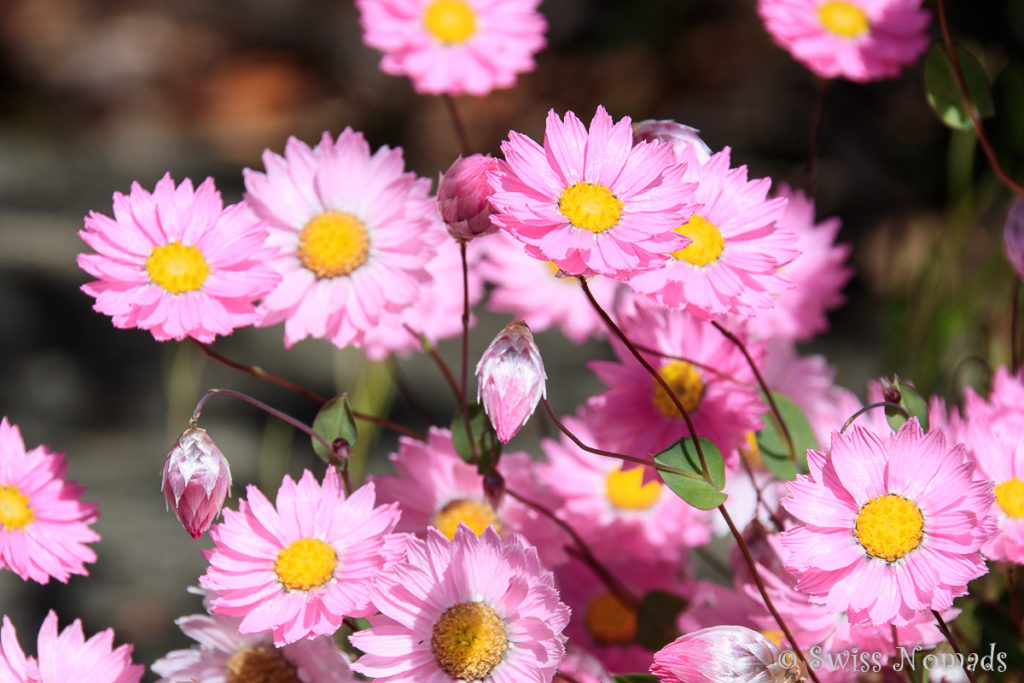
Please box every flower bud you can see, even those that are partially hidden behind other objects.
[1004,196,1024,279]
[651,626,804,683]
[160,426,231,539]
[633,119,712,164]
[476,321,546,443]
[437,154,501,241]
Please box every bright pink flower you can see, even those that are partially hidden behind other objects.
[1004,197,1024,279]
[350,526,570,682]
[489,106,696,278]
[477,320,546,442]
[0,417,99,584]
[355,0,546,96]
[160,426,231,539]
[628,146,797,320]
[152,610,353,682]
[243,130,442,350]
[0,610,143,683]
[757,0,930,82]
[651,626,800,683]
[438,154,502,241]
[200,470,405,646]
[781,420,996,626]
[77,173,279,343]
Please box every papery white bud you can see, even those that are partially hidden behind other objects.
[633,119,713,164]
[160,426,231,539]
[476,321,546,443]
[651,626,804,683]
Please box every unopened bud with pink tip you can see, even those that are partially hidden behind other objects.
[651,626,804,683]
[633,119,712,164]
[161,426,231,539]
[476,321,546,443]
[437,154,501,241]
[1004,196,1024,279]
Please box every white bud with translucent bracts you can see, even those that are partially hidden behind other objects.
[161,426,231,539]
[476,321,546,443]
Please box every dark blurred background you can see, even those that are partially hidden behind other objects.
[1,0,1023,675]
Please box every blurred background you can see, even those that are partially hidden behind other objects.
[1,0,1023,675]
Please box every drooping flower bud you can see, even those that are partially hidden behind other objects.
[651,626,805,683]
[476,321,546,443]
[1003,196,1024,279]
[633,119,712,164]
[160,426,231,539]
[437,154,501,241]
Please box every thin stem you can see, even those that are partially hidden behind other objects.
[404,324,465,404]
[577,277,710,482]
[1008,563,1023,639]
[719,504,821,683]
[937,0,1024,196]
[891,624,914,683]
[931,609,979,683]
[710,320,796,463]
[554,672,583,683]
[840,401,908,434]
[442,94,472,156]
[1012,278,1021,373]
[631,342,748,385]
[460,241,471,404]
[807,76,829,198]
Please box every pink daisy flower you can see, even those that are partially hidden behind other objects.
[355,0,547,96]
[199,470,405,646]
[757,0,930,82]
[243,130,442,350]
[489,106,696,278]
[0,610,143,683]
[627,146,798,321]
[587,300,765,459]
[152,610,353,682]
[350,525,570,682]
[0,417,99,584]
[780,419,996,626]
[77,173,280,343]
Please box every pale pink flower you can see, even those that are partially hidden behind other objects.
[489,106,696,278]
[161,426,231,539]
[438,154,501,241]
[350,525,570,682]
[555,648,614,683]
[627,146,797,321]
[477,320,546,442]
[200,470,405,646]
[244,130,442,350]
[632,119,712,165]
[0,610,143,683]
[651,626,801,683]
[152,610,353,682]
[77,173,279,343]
[781,420,996,626]
[1004,197,1024,279]
[355,0,546,95]
[757,0,930,82]
[0,417,99,584]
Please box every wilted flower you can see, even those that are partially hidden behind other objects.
[651,626,804,683]
[161,426,231,539]
[1003,196,1024,279]
[438,154,502,241]
[476,321,546,443]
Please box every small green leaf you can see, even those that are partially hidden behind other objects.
[925,43,995,131]
[450,402,500,471]
[756,392,816,481]
[636,590,688,651]
[885,376,930,433]
[611,676,658,683]
[311,394,357,467]
[654,437,727,510]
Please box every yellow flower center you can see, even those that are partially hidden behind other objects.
[854,494,924,562]
[0,485,34,530]
[145,241,210,294]
[226,644,300,683]
[818,1,870,38]
[423,0,478,44]
[297,211,370,278]
[433,498,501,540]
[605,465,661,510]
[273,537,338,591]
[995,478,1024,519]
[740,431,764,469]
[431,601,509,680]
[651,360,705,418]
[670,215,725,267]
[559,182,624,234]
[584,591,637,646]
[761,629,785,648]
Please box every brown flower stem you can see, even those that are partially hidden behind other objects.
[1012,278,1021,373]
[1007,563,1024,639]
[807,76,829,198]
[541,398,702,481]
[193,340,424,441]
[554,672,583,683]
[937,0,1024,196]
[404,324,465,405]
[631,342,748,385]
[710,321,797,464]
[577,276,711,483]
[891,624,914,683]
[719,503,821,683]
[932,609,979,683]
[507,488,637,606]
[459,241,471,404]
[442,93,472,157]
[840,402,908,434]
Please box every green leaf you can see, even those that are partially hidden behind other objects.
[450,402,500,471]
[925,43,995,131]
[884,376,929,432]
[755,392,816,481]
[654,437,727,510]
[636,590,688,651]
[311,394,357,467]
[611,676,658,683]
